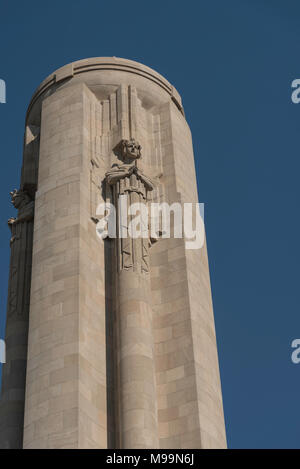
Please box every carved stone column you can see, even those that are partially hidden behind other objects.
[105,139,158,448]
[0,189,34,448]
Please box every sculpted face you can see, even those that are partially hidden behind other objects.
[122,139,141,160]
[10,190,29,209]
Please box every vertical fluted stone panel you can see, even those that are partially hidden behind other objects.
[105,152,158,448]
[117,271,158,448]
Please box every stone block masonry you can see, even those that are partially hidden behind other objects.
[0,57,226,449]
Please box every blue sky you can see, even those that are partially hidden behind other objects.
[1,0,300,449]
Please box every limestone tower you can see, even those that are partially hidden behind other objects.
[0,57,226,449]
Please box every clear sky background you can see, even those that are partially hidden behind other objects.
[0,0,300,449]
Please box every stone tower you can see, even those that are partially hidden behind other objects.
[0,58,226,449]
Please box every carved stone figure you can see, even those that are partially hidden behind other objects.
[6,188,35,315]
[105,140,156,274]
[8,190,34,245]
[117,138,142,161]
[0,188,35,448]
[8,189,34,226]
[105,162,154,192]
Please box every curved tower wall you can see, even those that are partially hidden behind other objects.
[0,57,226,449]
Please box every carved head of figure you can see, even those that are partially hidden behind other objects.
[121,138,142,160]
[10,189,31,209]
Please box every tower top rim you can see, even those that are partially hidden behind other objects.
[26,57,184,120]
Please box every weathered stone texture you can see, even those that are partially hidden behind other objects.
[0,57,226,449]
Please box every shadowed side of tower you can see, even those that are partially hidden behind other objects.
[0,57,226,449]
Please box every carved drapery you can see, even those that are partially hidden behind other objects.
[105,139,155,274]
[7,190,35,318]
